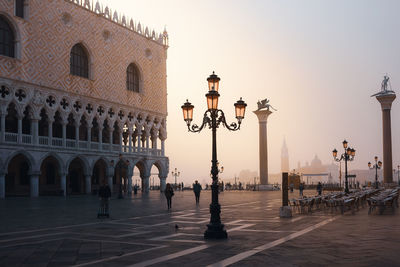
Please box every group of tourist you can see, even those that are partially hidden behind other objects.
[96,180,204,217]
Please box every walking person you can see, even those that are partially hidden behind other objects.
[165,183,174,210]
[299,182,304,196]
[193,180,202,205]
[317,182,322,196]
[98,180,111,218]
[290,183,294,193]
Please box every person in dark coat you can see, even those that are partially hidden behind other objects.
[299,182,304,196]
[165,183,174,210]
[98,181,111,217]
[193,180,202,205]
[317,182,322,196]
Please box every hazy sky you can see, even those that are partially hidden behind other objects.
[103,0,400,185]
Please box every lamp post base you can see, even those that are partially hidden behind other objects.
[204,223,228,239]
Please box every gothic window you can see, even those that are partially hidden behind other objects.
[16,0,25,18]
[70,44,89,78]
[38,109,48,136]
[126,63,140,92]
[0,16,15,58]
[5,103,18,133]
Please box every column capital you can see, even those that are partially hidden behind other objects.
[253,109,273,123]
[376,93,396,110]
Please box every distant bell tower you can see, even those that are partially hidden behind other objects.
[281,138,289,173]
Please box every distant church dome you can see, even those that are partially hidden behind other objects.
[311,155,322,167]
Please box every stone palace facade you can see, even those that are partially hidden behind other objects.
[0,0,169,198]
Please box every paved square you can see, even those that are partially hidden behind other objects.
[1,190,399,266]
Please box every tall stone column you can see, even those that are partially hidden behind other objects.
[159,176,167,192]
[107,175,114,192]
[30,174,40,197]
[376,94,396,183]
[61,173,67,196]
[85,175,91,194]
[253,109,273,185]
[0,113,6,143]
[127,165,133,194]
[0,173,5,198]
[141,175,150,193]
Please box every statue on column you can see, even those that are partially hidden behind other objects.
[372,75,395,96]
[381,75,389,92]
[257,98,277,111]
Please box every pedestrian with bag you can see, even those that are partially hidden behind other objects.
[165,183,174,210]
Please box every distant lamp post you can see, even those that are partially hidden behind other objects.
[181,71,247,239]
[368,156,382,189]
[171,168,180,188]
[332,140,356,194]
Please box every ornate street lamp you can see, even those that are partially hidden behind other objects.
[332,140,356,193]
[368,156,382,189]
[181,71,247,239]
[171,168,180,188]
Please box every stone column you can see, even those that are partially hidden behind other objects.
[98,126,103,150]
[253,109,273,185]
[17,116,22,144]
[159,176,167,192]
[32,119,39,145]
[376,93,396,183]
[137,130,142,152]
[87,126,92,148]
[161,139,165,156]
[75,123,79,148]
[127,166,133,194]
[119,132,123,152]
[107,175,113,192]
[61,173,67,196]
[128,130,133,153]
[109,129,113,152]
[0,173,5,198]
[141,175,150,193]
[48,119,54,146]
[0,113,5,143]
[62,122,67,148]
[145,134,150,152]
[30,174,39,197]
[85,175,91,194]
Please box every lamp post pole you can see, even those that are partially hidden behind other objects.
[332,140,356,194]
[368,156,382,189]
[181,72,247,239]
[397,165,400,185]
